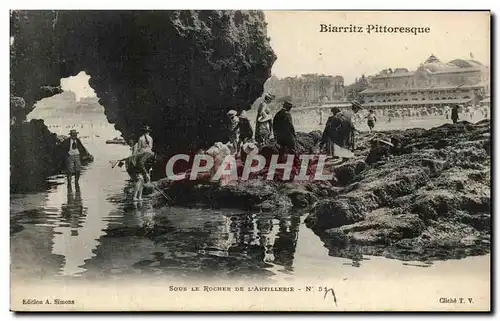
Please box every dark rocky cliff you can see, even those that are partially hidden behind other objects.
[11,10,276,155]
[10,119,64,192]
[10,10,276,190]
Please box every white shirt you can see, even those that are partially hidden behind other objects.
[68,138,80,156]
[130,143,139,155]
[138,134,153,152]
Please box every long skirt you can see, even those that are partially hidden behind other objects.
[255,122,271,145]
[325,139,336,157]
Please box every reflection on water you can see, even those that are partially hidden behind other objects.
[80,199,303,281]
[10,139,490,283]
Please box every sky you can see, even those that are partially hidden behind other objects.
[60,71,96,101]
[60,10,490,99]
[264,11,490,84]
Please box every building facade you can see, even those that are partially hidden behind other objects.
[264,74,346,106]
[360,55,490,109]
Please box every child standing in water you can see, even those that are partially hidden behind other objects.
[366,109,377,132]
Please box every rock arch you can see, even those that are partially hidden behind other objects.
[11,10,276,156]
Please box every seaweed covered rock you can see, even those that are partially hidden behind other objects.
[259,130,323,159]
[306,120,491,261]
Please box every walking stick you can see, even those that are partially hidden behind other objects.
[152,184,172,202]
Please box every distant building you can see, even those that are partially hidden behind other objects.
[360,54,490,109]
[345,75,371,102]
[264,74,345,106]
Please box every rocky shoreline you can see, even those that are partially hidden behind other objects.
[152,120,491,262]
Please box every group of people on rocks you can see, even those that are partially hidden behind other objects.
[225,93,300,160]
[225,93,366,164]
[61,91,488,198]
[320,100,364,158]
[59,125,156,203]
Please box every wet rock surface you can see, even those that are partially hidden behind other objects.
[154,121,490,261]
[306,120,491,261]
[151,131,329,210]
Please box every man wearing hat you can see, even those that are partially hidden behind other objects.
[255,93,274,145]
[350,99,363,116]
[272,100,297,155]
[137,125,153,153]
[60,129,90,188]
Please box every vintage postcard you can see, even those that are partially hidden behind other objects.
[10,10,491,311]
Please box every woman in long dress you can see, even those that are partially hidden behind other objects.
[320,107,356,158]
[320,107,341,157]
[255,94,273,145]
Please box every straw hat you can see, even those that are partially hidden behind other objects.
[141,125,151,132]
[69,129,78,135]
[283,99,294,109]
[264,93,274,101]
[242,142,259,155]
[227,110,238,117]
[350,100,363,109]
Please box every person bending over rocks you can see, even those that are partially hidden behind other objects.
[126,150,156,201]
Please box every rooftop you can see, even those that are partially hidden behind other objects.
[360,83,485,94]
[373,55,488,79]
[362,98,472,107]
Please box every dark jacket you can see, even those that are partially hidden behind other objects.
[273,109,296,145]
[237,117,253,142]
[60,138,89,158]
[451,107,459,120]
[321,111,355,149]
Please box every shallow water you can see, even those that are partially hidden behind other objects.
[10,122,490,285]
